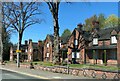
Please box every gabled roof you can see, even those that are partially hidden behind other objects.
[61,35,70,44]
[69,26,120,42]
[32,42,38,49]
[70,27,92,41]
[98,27,120,40]
[48,34,54,42]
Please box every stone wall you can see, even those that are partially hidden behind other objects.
[20,64,120,79]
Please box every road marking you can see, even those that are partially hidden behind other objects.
[53,76,61,79]
[1,68,49,79]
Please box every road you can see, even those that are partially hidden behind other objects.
[1,69,111,81]
[1,69,50,81]
[1,69,86,81]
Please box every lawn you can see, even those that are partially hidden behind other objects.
[69,64,119,71]
[6,61,119,71]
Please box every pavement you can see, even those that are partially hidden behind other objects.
[1,63,90,79]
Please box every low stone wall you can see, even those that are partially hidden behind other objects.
[20,64,120,79]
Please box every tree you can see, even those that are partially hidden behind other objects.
[97,13,106,29]
[84,15,97,31]
[2,2,42,67]
[84,14,106,31]
[61,29,71,38]
[105,14,118,28]
[44,0,61,64]
[2,27,12,61]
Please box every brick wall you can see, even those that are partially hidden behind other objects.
[44,36,53,62]
[117,32,120,67]
[10,46,13,61]
[27,40,33,62]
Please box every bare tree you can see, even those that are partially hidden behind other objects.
[2,2,42,67]
[44,0,61,65]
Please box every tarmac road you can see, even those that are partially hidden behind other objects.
[2,69,50,81]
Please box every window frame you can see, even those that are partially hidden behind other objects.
[93,38,98,45]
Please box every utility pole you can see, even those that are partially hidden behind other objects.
[17,38,20,67]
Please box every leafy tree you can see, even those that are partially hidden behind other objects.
[84,15,97,31]
[84,14,106,31]
[97,13,106,29]
[61,29,71,38]
[2,27,12,61]
[105,14,118,28]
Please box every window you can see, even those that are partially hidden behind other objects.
[72,52,79,58]
[30,49,32,52]
[10,51,12,53]
[60,43,62,48]
[111,36,117,44]
[76,52,79,58]
[47,53,49,57]
[93,38,98,45]
[47,43,49,48]
[25,49,28,52]
[72,52,75,58]
[75,39,78,45]
[30,56,31,60]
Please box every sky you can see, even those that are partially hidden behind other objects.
[10,2,118,44]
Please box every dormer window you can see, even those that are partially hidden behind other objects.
[47,43,49,48]
[93,38,98,45]
[75,39,78,46]
[111,36,117,44]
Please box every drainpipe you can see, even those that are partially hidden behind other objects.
[104,50,107,66]
[93,50,95,65]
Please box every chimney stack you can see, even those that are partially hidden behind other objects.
[25,40,28,45]
[38,40,42,46]
[29,39,32,44]
[92,20,100,32]
[77,23,83,30]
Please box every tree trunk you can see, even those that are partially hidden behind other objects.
[0,33,3,63]
[52,15,60,65]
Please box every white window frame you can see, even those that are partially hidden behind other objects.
[75,39,78,45]
[25,49,28,52]
[30,49,32,52]
[93,38,98,45]
[47,53,49,57]
[76,52,80,58]
[10,51,12,53]
[111,36,117,44]
[30,56,31,60]
[47,43,49,48]
[72,52,75,58]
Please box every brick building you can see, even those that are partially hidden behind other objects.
[27,39,44,62]
[68,24,91,64]
[44,34,54,62]
[86,27,120,65]
[10,41,28,62]
[59,36,70,62]
[10,39,44,62]
[67,23,120,65]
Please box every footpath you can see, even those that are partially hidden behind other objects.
[1,63,89,79]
